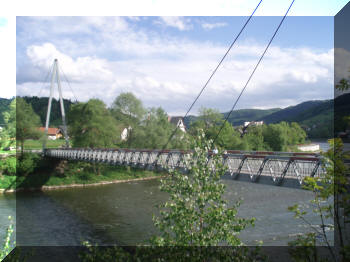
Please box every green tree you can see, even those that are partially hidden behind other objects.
[68,99,120,148]
[262,123,288,151]
[16,98,42,155]
[0,217,15,261]
[0,99,16,149]
[288,138,350,261]
[130,107,188,149]
[151,131,255,246]
[111,92,146,147]
[243,125,270,151]
[288,122,306,145]
[190,107,223,139]
[111,92,145,125]
[68,99,120,175]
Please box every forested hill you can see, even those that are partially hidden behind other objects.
[1,94,347,138]
[259,100,328,124]
[183,96,343,138]
[0,98,13,125]
[0,96,74,127]
[21,96,74,127]
[223,108,281,126]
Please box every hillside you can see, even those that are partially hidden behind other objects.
[1,94,348,139]
[184,108,281,128]
[0,97,74,127]
[259,100,328,124]
[0,98,13,125]
[223,108,281,126]
[22,96,74,127]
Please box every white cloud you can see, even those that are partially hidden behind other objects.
[0,16,15,98]
[156,16,192,31]
[26,43,114,83]
[201,22,227,30]
[16,17,334,115]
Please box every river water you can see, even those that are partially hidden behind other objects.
[0,177,333,247]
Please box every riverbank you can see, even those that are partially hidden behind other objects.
[0,175,164,194]
[0,157,165,193]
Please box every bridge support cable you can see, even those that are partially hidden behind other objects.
[36,62,54,98]
[58,63,79,103]
[212,0,295,146]
[160,0,263,151]
[43,59,70,151]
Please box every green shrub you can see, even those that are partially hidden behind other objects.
[17,153,40,176]
[0,157,16,176]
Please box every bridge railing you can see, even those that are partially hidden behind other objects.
[44,148,324,186]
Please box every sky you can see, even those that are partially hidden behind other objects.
[2,0,350,115]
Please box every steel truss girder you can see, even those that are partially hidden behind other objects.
[44,148,323,186]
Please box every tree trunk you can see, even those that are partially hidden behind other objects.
[21,140,24,157]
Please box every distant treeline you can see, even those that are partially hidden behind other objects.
[0,98,13,125]
[21,96,75,127]
[1,93,349,139]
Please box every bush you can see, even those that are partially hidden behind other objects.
[0,157,16,176]
[17,153,40,176]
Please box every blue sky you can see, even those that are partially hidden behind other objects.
[16,15,337,115]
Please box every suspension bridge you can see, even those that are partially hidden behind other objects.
[44,147,324,186]
[40,0,326,187]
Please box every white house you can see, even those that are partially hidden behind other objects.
[121,126,132,141]
[244,121,264,127]
[168,116,186,132]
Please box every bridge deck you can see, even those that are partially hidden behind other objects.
[44,148,325,186]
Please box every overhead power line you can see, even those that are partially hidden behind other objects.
[212,0,295,146]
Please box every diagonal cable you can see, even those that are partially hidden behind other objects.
[160,0,263,150]
[58,63,79,103]
[37,62,54,97]
[212,0,295,146]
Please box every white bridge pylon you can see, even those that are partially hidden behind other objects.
[44,148,324,186]
[43,59,70,150]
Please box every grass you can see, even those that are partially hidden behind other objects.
[23,139,66,149]
[0,150,15,154]
[0,161,163,190]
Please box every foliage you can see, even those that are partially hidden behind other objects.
[262,122,306,151]
[23,139,66,150]
[0,98,12,126]
[22,96,74,127]
[151,131,255,246]
[111,92,145,125]
[0,216,15,261]
[189,108,306,152]
[16,98,42,155]
[80,245,265,262]
[223,108,281,126]
[0,99,16,149]
[16,153,41,176]
[0,157,16,176]
[128,107,189,150]
[68,99,120,148]
[336,78,350,91]
[79,132,263,262]
[288,138,350,262]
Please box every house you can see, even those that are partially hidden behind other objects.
[121,126,132,141]
[168,116,186,132]
[243,121,264,127]
[38,127,63,140]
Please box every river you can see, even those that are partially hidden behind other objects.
[0,177,333,248]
